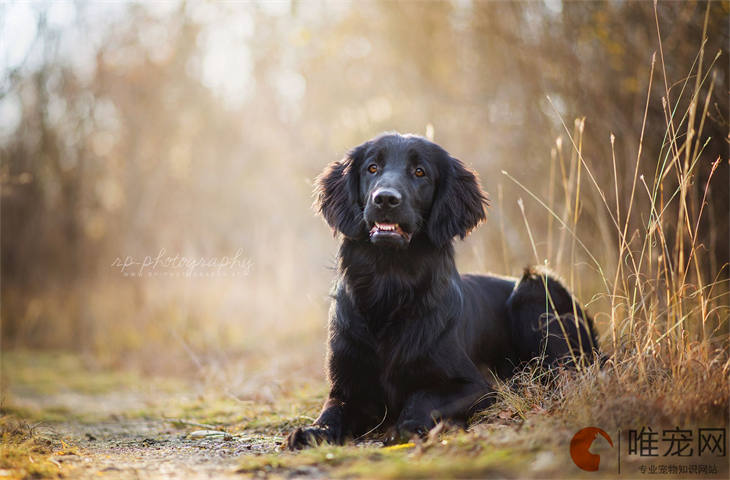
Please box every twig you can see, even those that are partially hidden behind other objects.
[166,418,220,429]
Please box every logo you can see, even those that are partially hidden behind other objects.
[570,427,614,471]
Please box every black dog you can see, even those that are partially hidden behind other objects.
[287,133,598,449]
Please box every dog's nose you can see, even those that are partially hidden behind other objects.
[372,188,402,208]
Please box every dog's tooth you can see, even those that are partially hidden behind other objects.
[375,222,402,232]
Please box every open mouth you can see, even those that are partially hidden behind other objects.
[368,222,412,242]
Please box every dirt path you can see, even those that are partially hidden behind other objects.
[44,419,278,479]
[2,352,296,479]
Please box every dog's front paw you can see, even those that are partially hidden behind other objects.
[285,425,337,450]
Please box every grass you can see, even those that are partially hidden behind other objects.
[1,350,143,397]
[1,349,324,435]
[161,383,325,438]
[1,349,185,424]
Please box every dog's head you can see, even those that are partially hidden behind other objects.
[316,133,488,249]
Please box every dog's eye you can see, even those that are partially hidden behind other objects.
[414,167,426,178]
[368,164,378,174]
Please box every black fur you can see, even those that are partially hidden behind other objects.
[287,133,599,449]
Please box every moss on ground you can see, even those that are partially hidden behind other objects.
[236,429,536,479]
[0,415,65,479]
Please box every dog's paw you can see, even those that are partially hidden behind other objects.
[398,419,430,437]
[285,425,336,450]
[383,419,431,445]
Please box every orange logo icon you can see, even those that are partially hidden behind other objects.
[570,427,614,471]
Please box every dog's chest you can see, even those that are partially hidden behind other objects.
[367,310,448,387]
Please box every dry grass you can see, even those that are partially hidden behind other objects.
[0,416,62,479]
[486,1,728,437]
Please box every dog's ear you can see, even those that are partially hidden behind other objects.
[315,143,368,238]
[426,154,488,247]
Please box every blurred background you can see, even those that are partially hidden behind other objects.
[1,1,727,391]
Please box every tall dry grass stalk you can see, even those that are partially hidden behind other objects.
[489,2,728,429]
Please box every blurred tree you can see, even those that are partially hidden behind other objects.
[0,0,726,365]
